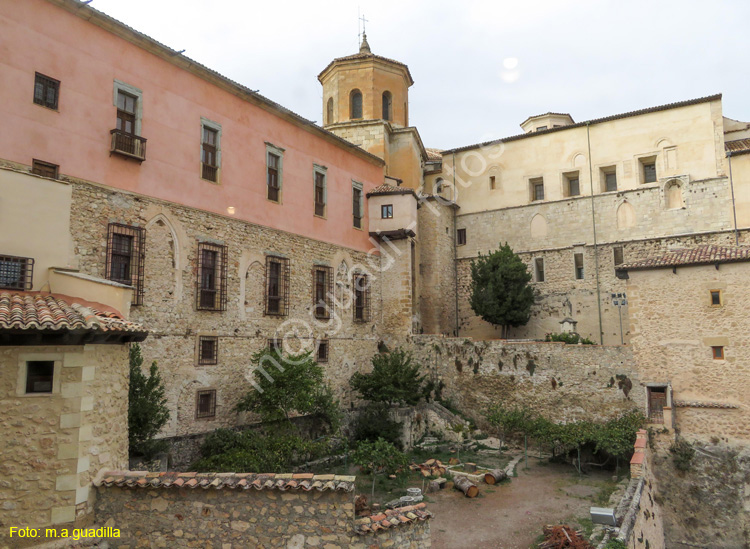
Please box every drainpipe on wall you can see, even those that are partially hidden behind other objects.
[453,152,460,337]
[586,123,604,345]
[727,151,740,245]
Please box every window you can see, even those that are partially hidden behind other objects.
[317,339,329,363]
[313,265,333,319]
[314,166,327,217]
[352,182,364,229]
[353,272,370,322]
[574,253,584,280]
[613,246,624,269]
[268,338,283,354]
[33,73,59,110]
[564,172,580,197]
[434,178,444,194]
[111,81,145,160]
[25,361,54,394]
[712,346,724,360]
[201,119,221,182]
[536,126,547,131]
[31,160,58,179]
[535,258,545,282]
[0,255,34,291]
[456,228,466,246]
[710,290,722,307]
[489,176,496,190]
[267,153,281,201]
[198,336,218,365]
[105,223,145,305]
[602,168,617,192]
[643,161,657,184]
[326,97,334,124]
[195,389,216,419]
[382,91,392,121]
[381,204,393,219]
[196,242,228,311]
[265,256,290,316]
[350,89,363,119]
[530,177,544,201]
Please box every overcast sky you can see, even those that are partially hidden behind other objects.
[93,0,750,150]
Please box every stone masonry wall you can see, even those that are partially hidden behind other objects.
[455,228,750,345]
[0,345,129,548]
[68,180,390,437]
[411,335,644,426]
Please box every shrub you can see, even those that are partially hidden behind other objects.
[351,438,408,476]
[350,348,425,406]
[128,343,170,459]
[670,438,695,472]
[352,402,403,448]
[545,332,595,345]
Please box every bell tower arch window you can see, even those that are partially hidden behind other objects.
[382,91,392,121]
[350,89,363,120]
[326,97,334,124]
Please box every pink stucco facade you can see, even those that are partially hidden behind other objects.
[0,0,384,252]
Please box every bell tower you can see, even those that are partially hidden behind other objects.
[318,35,423,189]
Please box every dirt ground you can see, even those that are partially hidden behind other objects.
[428,456,615,549]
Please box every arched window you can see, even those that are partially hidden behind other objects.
[382,91,392,121]
[665,180,684,209]
[350,89,362,119]
[434,178,443,194]
[326,98,334,124]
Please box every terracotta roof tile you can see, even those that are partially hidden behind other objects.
[366,183,417,198]
[425,148,443,161]
[726,138,750,155]
[618,244,750,271]
[354,503,433,535]
[0,291,146,336]
[94,471,356,492]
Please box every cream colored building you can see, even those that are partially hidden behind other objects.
[618,245,750,441]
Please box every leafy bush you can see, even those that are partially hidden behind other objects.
[194,428,332,473]
[545,332,596,345]
[351,438,408,475]
[352,402,403,448]
[670,438,695,472]
[235,347,340,431]
[350,348,425,406]
[604,540,628,549]
[128,343,170,459]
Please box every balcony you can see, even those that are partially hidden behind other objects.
[110,129,147,162]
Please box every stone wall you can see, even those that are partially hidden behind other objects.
[92,473,432,548]
[626,260,750,440]
[0,345,129,547]
[68,179,393,437]
[454,228,749,345]
[411,335,644,426]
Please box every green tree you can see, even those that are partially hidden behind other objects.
[349,348,425,406]
[469,243,535,338]
[351,438,408,499]
[128,343,170,460]
[235,346,340,431]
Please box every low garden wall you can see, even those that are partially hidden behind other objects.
[411,335,645,427]
[92,471,432,548]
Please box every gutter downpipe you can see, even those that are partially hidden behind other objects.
[453,152,460,336]
[727,151,740,245]
[586,122,604,345]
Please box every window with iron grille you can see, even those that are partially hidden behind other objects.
[353,272,370,322]
[268,338,284,354]
[265,256,290,316]
[26,361,54,394]
[317,339,329,363]
[535,258,545,282]
[201,122,220,182]
[198,336,218,365]
[0,255,34,291]
[267,152,281,202]
[574,253,584,280]
[33,73,59,110]
[352,182,363,229]
[195,389,216,419]
[32,159,58,179]
[456,228,466,246]
[312,265,333,319]
[381,204,393,219]
[196,242,228,311]
[314,168,327,217]
[105,224,145,305]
